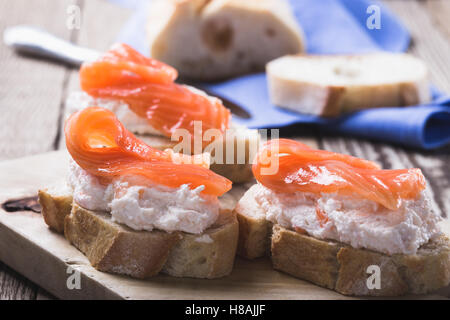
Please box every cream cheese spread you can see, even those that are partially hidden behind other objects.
[237,183,442,255]
[67,160,219,234]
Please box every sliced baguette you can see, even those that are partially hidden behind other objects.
[235,192,450,296]
[38,189,239,279]
[266,53,431,117]
[147,0,305,81]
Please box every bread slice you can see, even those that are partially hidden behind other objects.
[272,226,450,296]
[266,53,431,117]
[65,203,182,278]
[162,205,239,278]
[147,0,305,81]
[234,186,271,259]
[38,189,239,279]
[236,209,272,259]
[235,195,450,296]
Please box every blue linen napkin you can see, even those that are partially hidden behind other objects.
[114,0,450,149]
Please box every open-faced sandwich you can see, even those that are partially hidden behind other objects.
[236,139,450,296]
[66,43,259,183]
[38,107,239,279]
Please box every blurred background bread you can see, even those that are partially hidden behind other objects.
[267,53,431,117]
[147,0,305,81]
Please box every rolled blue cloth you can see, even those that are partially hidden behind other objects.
[115,0,450,149]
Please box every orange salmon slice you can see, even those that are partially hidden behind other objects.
[80,43,230,138]
[253,139,426,210]
[65,107,232,196]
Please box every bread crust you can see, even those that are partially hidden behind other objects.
[272,225,450,296]
[65,203,182,278]
[38,189,239,279]
[391,235,450,294]
[236,212,271,259]
[272,225,341,290]
[38,189,73,233]
[335,246,408,296]
[163,208,239,278]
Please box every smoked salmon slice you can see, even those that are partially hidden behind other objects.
[80,43,230,138]
[253,139,426,210]
[65,107,232,196]
[80,43,177,89]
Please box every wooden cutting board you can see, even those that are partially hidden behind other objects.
[0,151,448,300]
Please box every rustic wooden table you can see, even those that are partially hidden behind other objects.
[0,0,449,300]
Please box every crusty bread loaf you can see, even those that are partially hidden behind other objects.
[235,196,450,296]
[266,53,431,117]
[38,189,239,279]
[147,0,305,81]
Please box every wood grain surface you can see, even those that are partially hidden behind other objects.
[0,0,449,299]
[0,151,448,300]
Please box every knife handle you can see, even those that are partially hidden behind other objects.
[3,25,100,67]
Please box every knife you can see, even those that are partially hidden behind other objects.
[3,25,251,119]
[3,25,100,66]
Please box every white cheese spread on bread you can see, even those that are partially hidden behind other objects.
[67,160,219,234]
[236,183,442,255]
